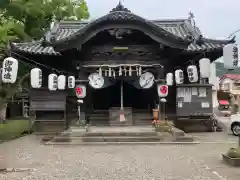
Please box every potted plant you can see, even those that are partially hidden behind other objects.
[152,109,159,121]
[153,120,172,132]
[223,132,240,166]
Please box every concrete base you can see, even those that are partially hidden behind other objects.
[222,154,240,167]
[44,126,195,145]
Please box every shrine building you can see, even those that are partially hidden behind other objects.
[8,3,234,131]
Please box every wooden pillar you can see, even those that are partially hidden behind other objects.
[155,66,165,83]
[21,98,24,117]
[64,96,67,129]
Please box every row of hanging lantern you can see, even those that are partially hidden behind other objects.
[166,58,211,86]
[1,43,238,87]
[97,66,142,77]
[30,68,76,90]
[1,57,76,90]
[166,43,239,86]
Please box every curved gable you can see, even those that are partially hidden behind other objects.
[48,3,193,51]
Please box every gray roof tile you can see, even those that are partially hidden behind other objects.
[10,19,233,55]
[11,41,60,56]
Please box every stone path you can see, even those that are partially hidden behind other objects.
[0,133,239,180]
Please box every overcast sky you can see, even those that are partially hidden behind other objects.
[85,0,240,41]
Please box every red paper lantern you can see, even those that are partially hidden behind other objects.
[75,87,83,95]
[75,85,86,98]
[157,85,168,97]
[160,86,167,94]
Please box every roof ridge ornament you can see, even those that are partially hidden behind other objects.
[109,1,131,13]
[188,11,196,28]
[187,11,204,45]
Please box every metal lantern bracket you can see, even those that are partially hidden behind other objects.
[159,98,167,121]
[77,99,84,125]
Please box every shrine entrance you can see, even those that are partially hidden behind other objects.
[91,80,157,110]
[88,80,157,125]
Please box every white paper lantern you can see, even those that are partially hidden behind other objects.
[166,73,173,86]
[215,77,220,90]
[2,57,18,84]
[30,68,42,88]
[175,69,184,85]
[139,72,155,89]
[68,76,75,88]
[48,74,58,91]
[223,44,238,69]
[199,58,211,78]
[209,63,216,86]
[187,65,198,83]
[57,75,66,90]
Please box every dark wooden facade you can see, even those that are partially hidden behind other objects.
[9,3,234,130]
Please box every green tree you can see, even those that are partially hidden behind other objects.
[0,0,89,122]
[1,0,89,39]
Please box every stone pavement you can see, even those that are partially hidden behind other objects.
[0,133,239,180]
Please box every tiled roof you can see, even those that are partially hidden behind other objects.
[222,74,240,81]
[10,4,234,56]
[53,19,191,41]
[11,20,231,56]
[11,41,60,56]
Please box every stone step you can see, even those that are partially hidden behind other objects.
[89,113,107,115]
[133,120,152,123]
[89,121,109,126]
[170,127,185,137]
[173,134,195,142]
[34,132,60,136]
[89,120,109,123]
[93,110,109,113]
[89,123,109,126]
[45,141,200,145]
[89,117,109,120]
[89,119,152,126]
[82,131,158,137]
[133,114,152,116]
[89,116,109,118]
[82,136,162,142]
[108,123,134,126]
[51,136,162,143]
[62,130,158,137]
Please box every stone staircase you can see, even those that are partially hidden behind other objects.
[88,109,153,126]
[132,109,152,125]
[88,110,109,126]
[46,126,164,145]
[44,125,196,145]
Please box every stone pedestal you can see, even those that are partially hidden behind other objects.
[109,107,133,126]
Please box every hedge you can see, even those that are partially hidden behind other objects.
[0,120,32,141]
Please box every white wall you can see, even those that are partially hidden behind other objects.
[220,78,234,91]
[209,63,220,108]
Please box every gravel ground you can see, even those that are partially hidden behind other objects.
[0,133,239,180]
